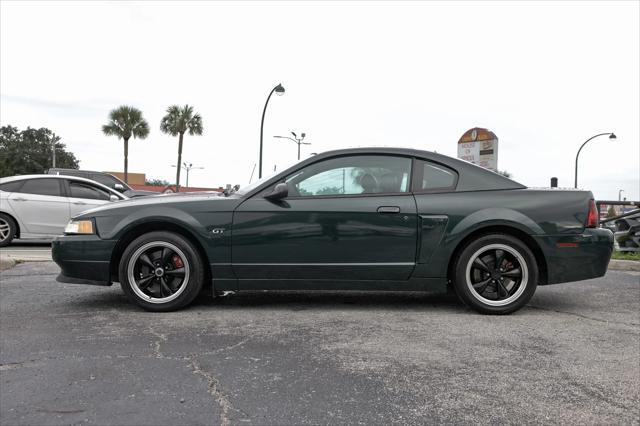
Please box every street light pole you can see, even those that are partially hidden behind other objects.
[259,83,285,179]
[273,132,310,160]
[574,132,616,188]
[618,189,625,201]
[171,162,204,188]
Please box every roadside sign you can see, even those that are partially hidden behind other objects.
[457,127,499,171]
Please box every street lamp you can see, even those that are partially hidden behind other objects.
[618,189,625,201]
[273,131,310,160]
[574,132,616,188]
[171,162,204,188]
[259,83,285,179]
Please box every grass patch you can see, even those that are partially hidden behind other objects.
[612,251,640,261]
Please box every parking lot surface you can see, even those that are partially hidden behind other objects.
[1,262,639,425]
[0,241,52,262]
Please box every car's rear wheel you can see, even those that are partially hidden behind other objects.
[452,234,538,314]
[0,214,17,247]
[118,231,204,311]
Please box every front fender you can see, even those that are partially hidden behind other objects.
[96,206,210,241]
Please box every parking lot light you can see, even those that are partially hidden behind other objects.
[259,83,285,179]
[574,132,616,188]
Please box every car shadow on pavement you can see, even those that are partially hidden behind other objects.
[192,290,467,312]
[64,288,469,313]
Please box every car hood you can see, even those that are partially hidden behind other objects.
[74,191,240,218]
[125,189,160,197]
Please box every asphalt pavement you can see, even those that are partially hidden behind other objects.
[0,240,52,262]
[1,262,639,425]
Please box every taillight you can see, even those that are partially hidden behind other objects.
[586,199,598,228]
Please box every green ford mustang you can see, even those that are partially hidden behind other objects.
[52,147,613,314]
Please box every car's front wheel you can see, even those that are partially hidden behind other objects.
[452,234,538,314]
[0,213,17,247]
[118,231,205,311]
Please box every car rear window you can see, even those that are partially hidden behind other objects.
[19,178,63,197]
[413,161,458,192]
[90,173,120,188]
[0,180,25,192]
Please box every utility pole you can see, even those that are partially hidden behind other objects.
[51,133,60,168]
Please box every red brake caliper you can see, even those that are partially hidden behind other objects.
[172,254,184,268]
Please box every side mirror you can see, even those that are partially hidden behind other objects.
[109,194,120,202]
[114,183,125,192]
[264,183,288,200]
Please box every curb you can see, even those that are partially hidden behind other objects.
[0,255,16,271]
[609,259,640,272]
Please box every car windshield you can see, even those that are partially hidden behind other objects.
[235,170,280,196]
[235,158,304,196]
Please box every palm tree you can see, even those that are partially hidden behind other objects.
[102,106,150,183]
[160,105,203,192]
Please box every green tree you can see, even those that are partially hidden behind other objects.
[0,126,79,177]
[316,186,343,196]
[145,178,170,186]
[102,106,150,183]
[607,205,617,218]
[160,105,203,192]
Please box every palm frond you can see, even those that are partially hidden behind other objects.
[160,104,203,136]
[187,113,204,136]
[103,105,149,140]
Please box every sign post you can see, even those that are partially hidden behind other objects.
[457,127,499,172]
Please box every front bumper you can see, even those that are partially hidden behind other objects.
[52,235,116,286]
[535,228,614,285]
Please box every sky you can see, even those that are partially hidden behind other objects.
[1,1,638,200]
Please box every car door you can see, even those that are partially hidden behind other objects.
[66,180,114,217]
[232,154,418,283]
[7,178,70,235]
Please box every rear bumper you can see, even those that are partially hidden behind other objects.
[535,228,614,285]
[52,235,116,286]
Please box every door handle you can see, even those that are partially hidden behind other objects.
[73,202,88,205]
[13,197,27,202]
[377,206,400,214]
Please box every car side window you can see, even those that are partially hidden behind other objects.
[413,161,457,192]
[69,181,111,201]
[90,174,118,188]
[286,155,412,197]
[18,179,63,197]
[0,180,25,193]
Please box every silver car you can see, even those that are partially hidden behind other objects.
[0,174,128,246]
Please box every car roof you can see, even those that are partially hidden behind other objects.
[48,168,103,174]
[256,147,526,194]
[0,174,129,198]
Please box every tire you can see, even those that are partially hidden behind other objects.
[118,231,205,311]
[0,213,17,247]
[452,234,538,315]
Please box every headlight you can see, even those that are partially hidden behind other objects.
[64,219,94,234]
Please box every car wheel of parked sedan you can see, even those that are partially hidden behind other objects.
[118,231,204,311]
[0,213,17,247]
[452,234,538,315]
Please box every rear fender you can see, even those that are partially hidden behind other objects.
[450,208,545,237]
[414,208,543,278]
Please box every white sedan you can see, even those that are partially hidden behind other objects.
[0,174,128,246]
